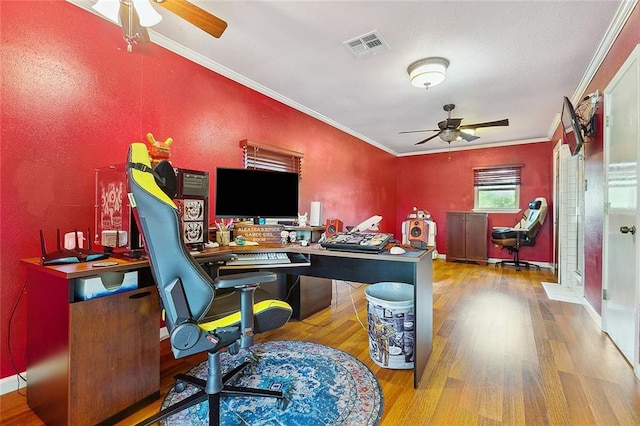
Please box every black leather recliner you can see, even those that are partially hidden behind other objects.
[491,197,547,271]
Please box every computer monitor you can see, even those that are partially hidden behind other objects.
[214,168,299,221]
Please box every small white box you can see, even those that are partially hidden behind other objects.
[74,271,138,301]
[101,230,128,247]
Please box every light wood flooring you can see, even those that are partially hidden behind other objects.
[2,260,640,424]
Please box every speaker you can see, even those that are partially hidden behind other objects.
[325,218,343,236]
[310,201,322,226]
[408,219,429,249]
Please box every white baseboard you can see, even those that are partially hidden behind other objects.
[440,255,552,270]
[0,372,27,395]
[581,297,602,328]
[1,328,170,396]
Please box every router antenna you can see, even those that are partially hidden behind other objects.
[39,230,47,257]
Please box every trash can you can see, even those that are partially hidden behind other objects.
[365,282,414,369]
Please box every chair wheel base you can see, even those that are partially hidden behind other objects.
[495,260,540,272]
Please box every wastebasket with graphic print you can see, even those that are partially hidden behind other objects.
[365,282,414,369]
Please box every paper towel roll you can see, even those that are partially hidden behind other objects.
[310,201,322,226]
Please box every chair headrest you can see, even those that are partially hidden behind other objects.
[523,197,548,227]
[127,143,177,209]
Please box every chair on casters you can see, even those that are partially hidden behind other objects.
[126,143,292,425]
[491,197,548,271]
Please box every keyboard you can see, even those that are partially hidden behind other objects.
[228,252,291,265]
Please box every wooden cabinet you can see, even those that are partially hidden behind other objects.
[25,263,160,425]
[446,212,488,265]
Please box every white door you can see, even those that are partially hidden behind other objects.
[603,45,639,369]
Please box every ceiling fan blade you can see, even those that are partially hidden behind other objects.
[459,131,480,142]
[415,132,442,145]
[155,0,228,38]
[460,118,509,130]
[399,128,440,134]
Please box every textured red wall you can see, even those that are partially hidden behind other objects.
[0,1,397,378]
[396,143,554,261]
[550,5,640,315]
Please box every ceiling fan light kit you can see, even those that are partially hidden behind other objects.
[407,57,449,89]
[93,0,162,28]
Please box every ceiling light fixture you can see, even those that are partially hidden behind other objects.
[93,0,162,51]
[407,57,450,89]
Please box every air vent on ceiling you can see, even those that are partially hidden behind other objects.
[343,30,390,59]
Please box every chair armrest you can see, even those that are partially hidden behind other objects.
[214,271,278,289]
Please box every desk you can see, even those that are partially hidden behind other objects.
[22,257,160,426]
[217,244,433,388]
[288,245,433,389]
[22,244,433,424]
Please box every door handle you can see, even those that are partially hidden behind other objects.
[620,225,636,235]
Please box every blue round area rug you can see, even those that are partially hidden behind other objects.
[160,340,383,425]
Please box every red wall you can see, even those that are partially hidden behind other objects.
[396,143,554,261]
[0,1,397,378]
[550,5,640,314]
[3,0,636,382]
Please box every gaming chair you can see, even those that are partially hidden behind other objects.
[491,197,548,271]
[126,143,292,425]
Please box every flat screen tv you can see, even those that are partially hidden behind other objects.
[561,96,586,156]
[214,168,299,219]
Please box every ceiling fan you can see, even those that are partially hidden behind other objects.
[95,0,227,51]
[400,104,509,145]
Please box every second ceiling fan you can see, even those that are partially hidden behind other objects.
[400,104,509,145]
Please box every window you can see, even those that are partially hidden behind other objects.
[241,139,303,177]
[473,165,522,212]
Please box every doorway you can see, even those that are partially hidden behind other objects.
[553,140,585,298]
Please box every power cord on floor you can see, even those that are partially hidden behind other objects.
[341,280,368,331]
[8,279,28,395]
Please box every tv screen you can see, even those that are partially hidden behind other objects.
[214,168,299,219]
[561,96,586,156]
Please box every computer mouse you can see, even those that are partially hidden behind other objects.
[390,246,406,255]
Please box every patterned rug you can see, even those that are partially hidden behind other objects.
[160,340,383,425]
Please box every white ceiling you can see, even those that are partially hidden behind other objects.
[72,0,628,156]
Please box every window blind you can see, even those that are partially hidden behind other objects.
[473,165,522,187]
[241,140,303,177]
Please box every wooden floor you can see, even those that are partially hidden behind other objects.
[2,260,640,425]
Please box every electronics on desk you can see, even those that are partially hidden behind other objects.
[40,228,109,265]
[96,163,209,253]
[74,270,138,301]
[214,167,299,222]
[321,232,393,253]
[325,218,343,236]
[401,207,437,257]
[175,168,209,249]
[228,252,291,266]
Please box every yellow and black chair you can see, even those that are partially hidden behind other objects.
[126,143,292,425]
[491,197,548,271]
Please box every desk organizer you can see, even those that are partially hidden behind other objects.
[74,270,138,300]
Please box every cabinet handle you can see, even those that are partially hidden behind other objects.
[129,291,151,299]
